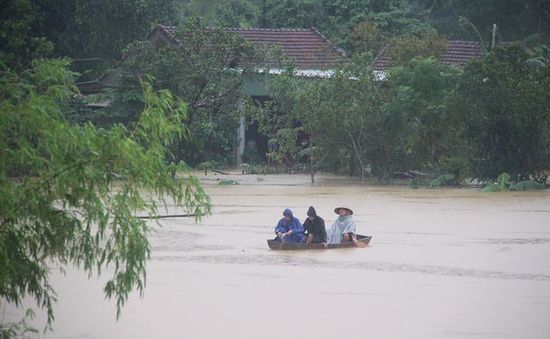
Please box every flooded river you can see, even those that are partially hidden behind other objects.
[5,173,550,338]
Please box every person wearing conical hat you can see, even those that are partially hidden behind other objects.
[302,206,326,244]
[325,207,366,247]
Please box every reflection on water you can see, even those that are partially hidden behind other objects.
[6,173,550,339]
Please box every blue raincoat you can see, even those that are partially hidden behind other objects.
[275,208,304,243]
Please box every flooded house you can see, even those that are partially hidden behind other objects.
[147,25,344,165]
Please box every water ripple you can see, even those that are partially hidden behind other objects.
[151,254,550,282]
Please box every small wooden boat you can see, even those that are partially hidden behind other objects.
[267,235,372,250]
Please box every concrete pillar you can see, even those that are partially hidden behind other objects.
[237,115,246,166]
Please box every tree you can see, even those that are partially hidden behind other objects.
[1,0,184,66]
[260,56,465,182]
[247,72,308,168]
[63,0,184,61]
[384,57,461,173]
[213,0,261,28]
[0,59,211,332]
[450,45,550,181]
[321,0,436,51]
[425,0,550,42]
[261,58,386,180]
[258,0,322,29]
[0,0,55,69]
[112,21,262,167]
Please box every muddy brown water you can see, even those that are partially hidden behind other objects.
[4,173,550,338]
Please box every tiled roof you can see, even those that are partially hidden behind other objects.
[440,40,482,66]
[152,25,343,70]
[373,40,483,71]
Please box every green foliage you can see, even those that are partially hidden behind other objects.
[213,0,261,28]
[319,0,435,50]
[0,308,37,338]
[113,20,261,166]
[257,56,464,181]
[0,0,55,69]
[408,177,423,189]
[384,33,447,67]
[509,181,546,191]
[427,0,549,42]
[481,184,507,193]
[196,160,219,171]
[451,45,550,181]
[384,58,461,172]
[0,60,211,328]
[3,0,548,71]
[182,0,550,56]
[218,179,239,185]
[349,21,389,57]
[440,156,469,183]
[245,74,306,168]
[481,172,546,192]
[241,146,266,165]
[482,172,511,192]
[259,60,384,179]
[258,49,548,183]
[0,0,183,67]
[258,0,322,29]
[429,174,456,188]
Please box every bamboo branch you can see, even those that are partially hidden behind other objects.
[0,159,93,231]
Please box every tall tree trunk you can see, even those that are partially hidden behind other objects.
[310,139,315,184]
[346,131,366,182]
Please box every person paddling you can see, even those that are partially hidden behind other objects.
[275,208,304,243]
[325,207,366,247]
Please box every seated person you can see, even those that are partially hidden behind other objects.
[302,206,326,244]
[275,208,304,243]
[325,207,366,247]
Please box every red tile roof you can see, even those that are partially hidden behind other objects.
[440,40,482,66]
[373,40,483,71]
[152,25,343,70]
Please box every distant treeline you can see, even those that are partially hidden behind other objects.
[2,1,548,69]
[1,0,549,183]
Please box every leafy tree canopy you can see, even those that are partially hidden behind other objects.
[0,0,184,69]
[109,20,263,167]
[0,59,211,330]
[450,45,550,181]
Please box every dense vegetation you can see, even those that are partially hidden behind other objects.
[2,0,548,179]
[0,60,211,335]
[1,0,549,334]
[258,45,550,183]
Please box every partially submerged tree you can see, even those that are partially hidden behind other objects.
[259,56,464,182]
[112,20,262,166]
[260,59,385,180]
[384,58,461,173]
[0,59,211,331]
[451,45,550,182]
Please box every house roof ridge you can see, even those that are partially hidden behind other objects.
[309,26,346,57]
[373,39,486,71]
[225,27,312,32]
[148,24,343,70]
[161,25,313,33]
[148,24,180,45]
[447,40,481,45]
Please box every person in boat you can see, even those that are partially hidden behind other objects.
[325,207,366,247]
[275,208,304,243]
[302,206,326,244]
